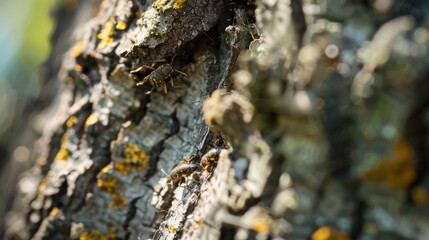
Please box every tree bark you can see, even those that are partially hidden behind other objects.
[4,0,429,239]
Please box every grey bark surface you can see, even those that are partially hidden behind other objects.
[4,0,429,240]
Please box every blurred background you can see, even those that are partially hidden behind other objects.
[0,0,55,161]
[0,0,56,219]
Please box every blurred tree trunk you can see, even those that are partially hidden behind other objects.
[4,0,429,239]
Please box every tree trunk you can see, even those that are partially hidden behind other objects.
[4,0,429,239]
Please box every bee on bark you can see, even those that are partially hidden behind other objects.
[164,155,200,188]
[200,148,222,172]
[131,58,187,94]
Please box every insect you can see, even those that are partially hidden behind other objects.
[131,58,187,94]
[165,155,200,187]
[200,148,222,172]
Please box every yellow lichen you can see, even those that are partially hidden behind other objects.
[105,228,117,240]
[100,164,113,175]
[56,147,69,160]
[311,226,350,240]
[49,207,59,217]
[97,174,127,209]
[55,133,69,161]
[97,175,119,194]
[168,225,177,233]
[411,187,429,207]
[70,40,85,57]
[152,0,186,10]
[109,193,127,208]
[195,218,203,227]
[97,18,115,49]
[113,161,132,175]
[252,218,270,234]
[85,113,99,126]
[38,175,49,196]
[361,137,416,189]
[74,64,83,72]
[114,142,148,175]
[80,229,101,240]
[66,116,78,127]
[152,0,169,9]
[115,20,127,30]
[80,228,117,240]
[173,0,186,9]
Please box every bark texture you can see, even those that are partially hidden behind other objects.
[4,0,429,240]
